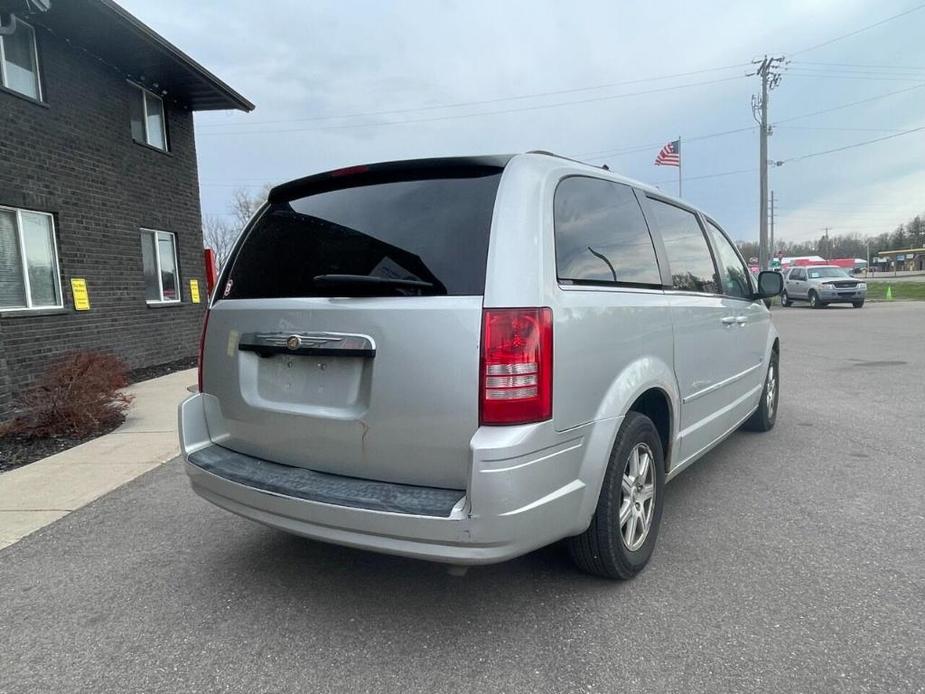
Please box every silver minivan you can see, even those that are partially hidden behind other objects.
[180,152,783,579]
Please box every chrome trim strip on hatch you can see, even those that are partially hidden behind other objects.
[238,331,376,358]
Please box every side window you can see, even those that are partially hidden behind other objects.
[705,221,752,299]
[130,85,168,151]
[0,16,42,101]
[140,229,180,303]
[553,177,661,286]
[647,198,718,293]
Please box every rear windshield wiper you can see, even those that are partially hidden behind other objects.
[312,274,436,291]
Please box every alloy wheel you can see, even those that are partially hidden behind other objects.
[619,443,656,551]
[766,363,777,419]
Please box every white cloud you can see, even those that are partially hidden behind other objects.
[116,0,925,239]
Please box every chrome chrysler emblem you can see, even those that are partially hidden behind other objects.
[286,335,302,351]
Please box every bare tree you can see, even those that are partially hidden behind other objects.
[202,214,237,269]
[202,184,273,269]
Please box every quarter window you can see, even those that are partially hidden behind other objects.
[130,85,167,150]
[647,199,718,293]
[705,221,752,299]
[554,177,661,286]
[0,206,62,310]
[0,16,42,100]
[140,229,180,302]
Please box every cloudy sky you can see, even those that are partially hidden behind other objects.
[120,0,925,246]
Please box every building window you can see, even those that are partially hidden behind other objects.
[0,16,42,101]
[140,229,180,303]
[130,85,167,150]
[0,206,62,310]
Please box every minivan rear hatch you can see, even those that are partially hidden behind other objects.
[202,157,509,489]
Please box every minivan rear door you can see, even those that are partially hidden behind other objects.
[201,159,508,489]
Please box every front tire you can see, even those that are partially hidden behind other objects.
[743,351,779,432]
[809,290,824,309]
[781,290,792,307]
[568,412,665,580]
[853,300,864,308]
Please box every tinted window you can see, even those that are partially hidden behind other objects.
[705,221,752,299]
[554,177,660,286]
[647,199,718,293]
[225,171,502,298]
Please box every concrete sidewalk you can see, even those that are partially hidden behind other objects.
[0,368,195,549]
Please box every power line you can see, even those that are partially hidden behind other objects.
[789,3,925,57]
[791,60,925,71]
[578,125,755,160]
[779,124,925,163]
[774,83,925,124]
[774,125,906,133]
[198,63,751,130]
[787,67,925,78]
[197,74,748,136]
[786,72,925,83]
[652,167,756,186]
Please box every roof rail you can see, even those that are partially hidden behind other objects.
[526,150,609,170]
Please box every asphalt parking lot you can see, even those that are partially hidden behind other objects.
[1,302,923,694]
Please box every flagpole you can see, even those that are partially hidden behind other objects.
[677,136,682,197]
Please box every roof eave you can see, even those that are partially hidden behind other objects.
[96,0,254,112]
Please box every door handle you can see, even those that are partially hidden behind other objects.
[721,316,737,325]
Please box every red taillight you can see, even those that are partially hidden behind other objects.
[479,308,553,426]
[197,309,210,393]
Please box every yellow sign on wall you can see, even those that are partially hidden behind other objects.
[189,279,201,304]
[70,278,90,311]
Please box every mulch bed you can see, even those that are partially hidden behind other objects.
[0,419,122,473]
[0,357,197,474]
[128,356,197,384]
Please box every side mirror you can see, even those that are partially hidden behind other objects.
[756,270,783,299]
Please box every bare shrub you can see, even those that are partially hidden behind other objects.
[8,352,134,439]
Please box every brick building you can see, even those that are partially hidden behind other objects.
[0,0,252,418]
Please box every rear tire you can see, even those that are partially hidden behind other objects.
[743,351,779,432]
[853,300,864,308]
[781,290,792,307]
[809,290,824,309]
[568,412,665,580]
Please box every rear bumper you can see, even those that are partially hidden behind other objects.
[180,393,616,565]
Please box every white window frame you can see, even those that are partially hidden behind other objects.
[132,84,168,151]
[0,16,43,101]
[0,204,63,312]
[141,228,181,304]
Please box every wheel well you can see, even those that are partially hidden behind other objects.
[628,388,672,470]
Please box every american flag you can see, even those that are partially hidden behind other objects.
[654,140,680,167]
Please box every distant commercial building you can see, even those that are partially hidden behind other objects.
[872,249,925,273]
[0,0,253,418]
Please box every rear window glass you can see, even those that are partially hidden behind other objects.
[223,171,502,298]
[554,176,661,286]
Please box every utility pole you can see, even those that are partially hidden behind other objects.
[769,190,775,259]
[751,56,785,270]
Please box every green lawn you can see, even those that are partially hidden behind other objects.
[863,281,925,301]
